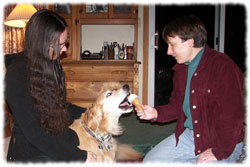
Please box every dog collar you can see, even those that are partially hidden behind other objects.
[82,123,113,151]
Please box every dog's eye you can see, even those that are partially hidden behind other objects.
[106,92,112,97]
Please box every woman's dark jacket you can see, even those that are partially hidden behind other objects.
[4,52,87,162]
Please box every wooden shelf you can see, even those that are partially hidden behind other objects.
[62,60,140,108]
[62,60,140,65]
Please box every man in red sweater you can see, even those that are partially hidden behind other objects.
[136,15,245,164]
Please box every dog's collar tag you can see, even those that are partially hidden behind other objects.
[83,124,113,151]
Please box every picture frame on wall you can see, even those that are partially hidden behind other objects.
[54,4,72,14]
[86,4,108,13]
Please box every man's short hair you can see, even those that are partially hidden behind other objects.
[162,15,207,47]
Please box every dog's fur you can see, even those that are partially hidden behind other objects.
[70,84,142,162]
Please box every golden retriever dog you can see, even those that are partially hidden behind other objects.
[70,84,142,162]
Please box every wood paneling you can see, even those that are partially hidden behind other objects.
[63,60,140,108]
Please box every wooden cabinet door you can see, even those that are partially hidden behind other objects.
[109,5,138,19]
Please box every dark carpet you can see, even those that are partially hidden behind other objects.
[116,112,176,156]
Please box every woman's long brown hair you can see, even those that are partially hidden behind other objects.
[24,9,70,135]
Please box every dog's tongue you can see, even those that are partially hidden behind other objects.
[120,101,129,106]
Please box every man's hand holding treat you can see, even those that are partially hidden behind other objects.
[128,94,143,112]
[128,94,158,120]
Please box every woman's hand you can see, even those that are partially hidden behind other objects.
[135,104,158,120]
[197,148,217,164]
[85,151,97,163]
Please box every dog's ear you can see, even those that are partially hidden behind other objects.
[83,104,103,131]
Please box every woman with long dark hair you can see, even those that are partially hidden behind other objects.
[5,9,96,162]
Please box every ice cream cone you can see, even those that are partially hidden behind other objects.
[132,97,143,111]
[128,94,143,111]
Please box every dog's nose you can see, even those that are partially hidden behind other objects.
[123,84,130,91]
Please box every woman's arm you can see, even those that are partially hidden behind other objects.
[5,61,87,161]
[67,102,86,122]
